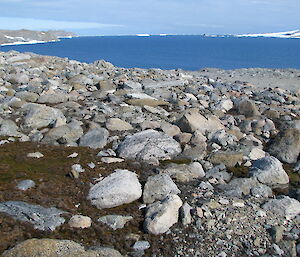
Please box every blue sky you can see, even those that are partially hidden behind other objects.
[0,0,299,35]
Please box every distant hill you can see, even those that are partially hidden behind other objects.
[236,30,300,39]
[0,29,76,46]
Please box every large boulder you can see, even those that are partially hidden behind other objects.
[143,174,180,204]
[3,238,123,257]
[87,169,142,209]
[0,201,66,231]
[144,194,183,235]
[268,128,300,164]
[22,103,66,129]
[79,128,109,149]
[117,129,181,163]
[262,196,300,219]
[176,109,224,134]
[249,156,289,186]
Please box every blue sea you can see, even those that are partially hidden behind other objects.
[1,35,300,70]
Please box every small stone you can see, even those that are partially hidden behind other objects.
[68,152,78,158]
[98,215,133,230]
[88,162,96,169]
[180,202,192,226]
[16,180,36,191]
[232,200,245,208]
[132,241,151,251]
[68,215,92,229]
[27,152,44,158]
[101,157,124,163]
[206,219,216,230]
[272,244,284,256]
[69,164,85,178]
[219,198,229,205]
[269,225,284,243]
[196,207,204,218]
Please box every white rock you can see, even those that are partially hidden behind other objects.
[68,215,92,229]
[27,152,44,158]
[144,194,183,235]
[88,169,142,209]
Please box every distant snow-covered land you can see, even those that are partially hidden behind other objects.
[236,30,300,39]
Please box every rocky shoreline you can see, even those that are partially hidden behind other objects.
[0,50,300,257]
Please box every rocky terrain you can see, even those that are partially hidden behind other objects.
[0,30,76,46]
[0,50,300,257]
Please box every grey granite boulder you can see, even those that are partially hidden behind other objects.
[143,174,180,204]
[176,109,224,134]
[144,194,183,235]
[262,196,300,219]
[268,128,300,164]
[79,128,109,149]
[0,201,66,231]
[117,129,181,163]
[42,121,83,145]
[22,103,66,129]
[2,238,123,257]
[87,169,142,209]
[249,156,289,186]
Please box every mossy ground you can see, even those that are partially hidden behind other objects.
[0,141,174,256]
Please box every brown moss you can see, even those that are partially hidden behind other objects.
[0,141,176,256]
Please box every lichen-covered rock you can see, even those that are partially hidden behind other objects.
[0,201,66,231]
[3,238,123,257]
[117,129,181,163]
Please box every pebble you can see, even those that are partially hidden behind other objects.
[68,215,92,229]
[16,180,36,191]
[27,152,44,158]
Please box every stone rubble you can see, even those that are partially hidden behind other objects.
[0,51,299,256]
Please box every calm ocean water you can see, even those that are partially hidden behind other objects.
[1,36,300,70]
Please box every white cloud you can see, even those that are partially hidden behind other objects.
[0,17,123,30]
